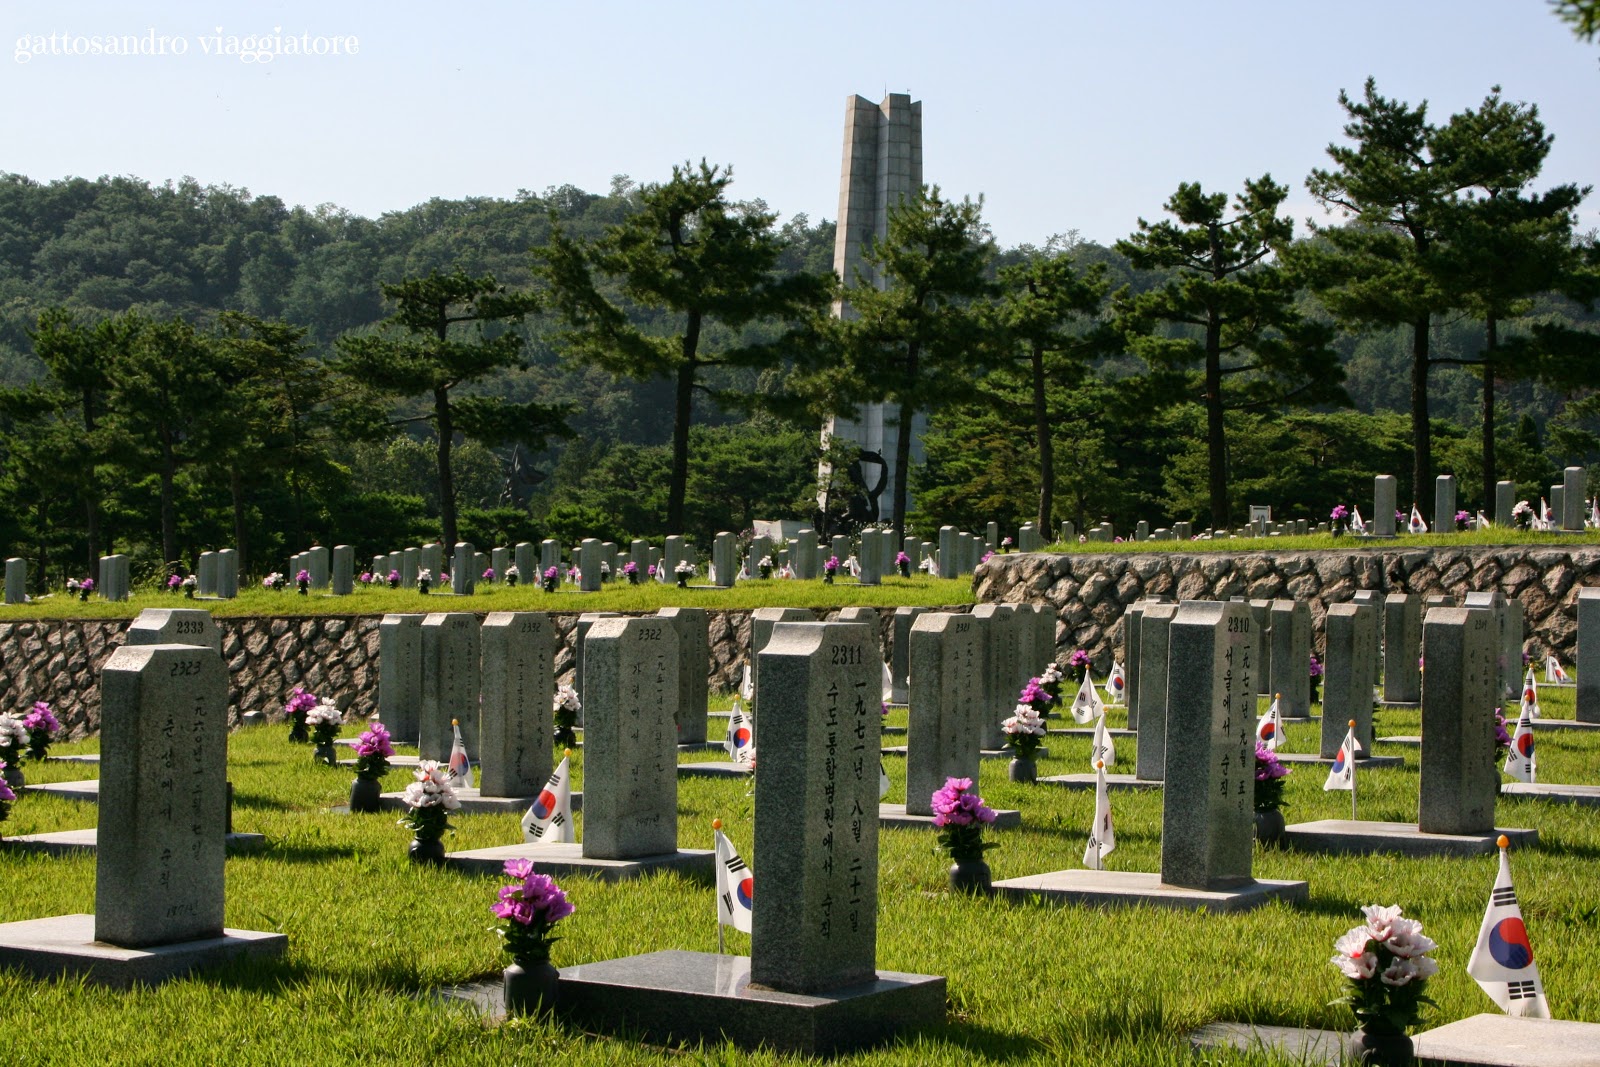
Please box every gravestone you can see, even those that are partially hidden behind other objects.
[750,536,772,573]
[402,547,419,588]
[905,613,984,815]
[1161,601,1255,889]
[970,604,1016,750]
[582,617,680,860]
[490,546,510,582]
[100,555,130,602]
[752,620,880,992]
[835,607,882,661]
[420,543,443,577]
[1321,604,1375,757]
[420,613,480,761]
[1134,602,1180,781]
[1551,484,1564,523]
[451,542,476,595]
[1351,591,1384,682]
[4,558,24,604]
[1249,600,1273,695]
[126,608,220,655]
[573,612,621,704]
[1019,523,1043,551]
[475,551,491,583]
[663,535,687,581]
[658,607,710,744]
[1495,481,1515,528]
[1134,520,1149,542]
[629,539,649,571]
[1382,594,1422,702]
[901,536,920,567]
[197,552,217,597]
[1174,521,1191,540]
[1123,601,1146,728]
[890,606,928,704]
[513,542,534,584]
[1418,606,1498,835]
[712,533,736,588]
[600,543,617,580]
[1027,604,1057,675]
[479,612,552,798]
[331,545,353,595]
[306,546,329,590]
[539,540,560,576]
[857,531,881,586]
[1563,466,1586,531]
[378,614,425,743]
[1435,475,1457,534]
[750,608,812,708]
[830,535,849,566]
[1373,476,1397,538]
[1579,588,1600,723]
[579,539,602,593]
[1463,590,1513,700]
[793,530,817,579]
[216,549,238,599]
[1269,600,1312,717]
[937,527,957,579]
[986,521,999,548]
[1060,520,1075,543]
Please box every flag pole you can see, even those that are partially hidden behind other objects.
[1094,760,1104,870]
[1348,720,1358,821]
[713,817,725,956]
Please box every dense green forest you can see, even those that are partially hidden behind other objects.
[1,75,1597,589]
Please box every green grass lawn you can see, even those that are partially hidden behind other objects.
[1,689,1597,1065]
[1039,528,1600,554]
[2,575,975,621]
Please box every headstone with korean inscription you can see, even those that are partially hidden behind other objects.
[451,542,476,595]
[904,613,984,816]
[834,607,883,661]
[306,545,330,590]
[1321,604,1375,757]
[331,545,354,595]
[539,540,560,576]
[581,617,680,859]
[969,604,1017,750]
[1134,602,1180,782]
[479,612,551,797]
[1350,590,1384,682]
[420,612,480,761]
[712,533,736,588]
[750,607,812,709]
[889,607,929,704]
[1418,606,1499,835]
[4,558,27,604]
[1160,600,1255,890]
[1383,594,1422,702]
[378,614,424,743]
[196,552,217,597]
[1123,601,1146,727]
[658,607,709,744]
[125,608,221,655]
[579,539,602,592]
[751,620,880,993]
[216,549,238,599]
[1268,600,1312,717]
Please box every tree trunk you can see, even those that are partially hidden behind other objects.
[1411,315,1432,508]
[231,465,249,577]
[1205,312,1229,530]
[436,387,458,550]
[82,389,100,583]
[667,311,701,535]
[891,342,919,543]
[1481,316,1498,514]
[1031,340,1054,532]
[160,431,178,567]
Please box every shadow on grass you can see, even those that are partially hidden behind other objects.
[251,843,359,864]
[229,792,296,813]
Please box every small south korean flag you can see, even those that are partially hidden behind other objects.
[1544,656,1569,685]
[881,660,894,703]
[1324,720,1361,791]
[1407,505,1428,534]
[1468,838,1550,1018]
[446,718,472,790]
[1106,663,1126,704]
[1255,694,1284,752]
[1082,761,1116,870]
[879,760,890,800]
[1069,671,1103,724]
[714,822,754,934]
[1349,506,1367,534]
[1521,668,1541,720]
[521,754,575,844]
[724,699,755,765]
[1504,704,1536,784]
[739,663,754,701]
[1090,713,1116,768]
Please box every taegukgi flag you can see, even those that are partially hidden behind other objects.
[714,827,754,934]
[879,760,890,800]
[1255,694,1284,751]
[739,663,753,701]
[1408,505,1428,534]
[882,660,894,703]
[1504,704,1536,784]
[1544,656,1569,685]
[1090,713,1116,768]
[1349,506,1367,534]
[521,755,575,843]
[1521,667,1541,719]
[1069,671,1103,724]
[1107,662,1126,703]
[1468,840,1550,1018]
[1324,722,1361,791]
[447,718,472,789]
[724,699,755,765]
[1082,761,1116,869]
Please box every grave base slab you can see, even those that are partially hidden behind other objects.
[1038,773,1161,792]
[1412,1012,1600,1067]
[44,754,100,764]
[676,761,752,779]
[3,829,266,856]
[877,803,1021,829]
[879,746,1047,760]
[22,779,99,802]
[1047,726,1136,738]
[376,788,579,815]
[1280,819,1538,857]
[553,949,946,1056]
[1275,752,1405,769]
[0,913,286,988]
[1378,735,1422,747]
[1189,1021,1342,1067]
[993,869,1308,912]
[443,842,713,882]
[1530,718,1600,732]
[1499,781,1600,808]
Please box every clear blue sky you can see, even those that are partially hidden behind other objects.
[2,0,1594,248]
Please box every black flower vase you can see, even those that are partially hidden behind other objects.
[824,572,834,584]
[1254,808,1286,845]
[2,761,23,791]
[419,579,431,595]
[313,742,337,766]
[628,572,639,585]
[677,576,688,588]
[504,959,560,1017]
[79,588,90,602]
[1349,1024,1414,1067]
[349,777,382,813]
[543,577,557,593]
[760,566,772,580]
[1310,678,1321,705]
[288,721,309,744]
[389,577,400,589]
[185,588,194,599]
[409,834,446,866]
[1007,756,1037,783]
[948,858,992,895]
[899,562,910,578]
[508,574,518,587]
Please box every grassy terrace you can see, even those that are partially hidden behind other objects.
[1032,529,1600,555]
[2,690,1597,1065]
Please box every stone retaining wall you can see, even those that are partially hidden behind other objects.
[974,545,1600,673]
[0,609,910,739]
